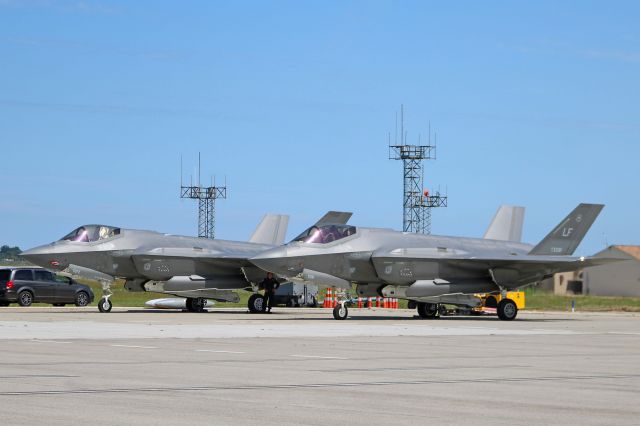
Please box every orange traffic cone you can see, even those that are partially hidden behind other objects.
[367,297,372,308]
[323,288,331,308]
[357,297,363,308]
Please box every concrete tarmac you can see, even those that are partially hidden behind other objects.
[0,307,639,425]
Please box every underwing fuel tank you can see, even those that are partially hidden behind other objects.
[145,275,248,292]
[144,298,215,309]
[404,279,496,298]
[289,269,351,289]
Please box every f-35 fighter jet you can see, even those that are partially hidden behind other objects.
[22,212,350,313]
[250,204,618,320]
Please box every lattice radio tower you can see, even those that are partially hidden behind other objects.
[389,105,447,234]
[180,153,227,238]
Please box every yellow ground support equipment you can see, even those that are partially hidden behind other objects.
[474,291,525,312]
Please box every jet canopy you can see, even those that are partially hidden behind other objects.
[60,225,121,243]
[291,224,356,244]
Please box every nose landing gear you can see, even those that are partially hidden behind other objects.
[97,279,114,313]
[332,302,348,320]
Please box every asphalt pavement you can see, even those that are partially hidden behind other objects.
[0,307,638,425]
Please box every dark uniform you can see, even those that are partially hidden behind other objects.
[260,275,280,312]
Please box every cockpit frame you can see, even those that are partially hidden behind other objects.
[291,224,356,245]
[60,225,121,243]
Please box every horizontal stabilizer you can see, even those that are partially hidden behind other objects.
[529,204,604,256]
[249,214,290,245]
[315,211,353,226]
[483,205,525,242]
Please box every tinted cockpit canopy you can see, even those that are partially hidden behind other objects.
[60,225,121,243]
[291,224,356,244]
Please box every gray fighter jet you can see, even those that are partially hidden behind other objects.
[250,203,617,321]
[22,212,350,313]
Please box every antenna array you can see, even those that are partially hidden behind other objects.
[389,105,448,234]
[180,153,227,238]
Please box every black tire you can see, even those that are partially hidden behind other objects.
[194,298,206,312]
[98,297,112,313]
[484,296,498,308]
[185,298,195,312]
[308,296,317,308]
[417,302,439,319]
[75,291,90,307]
[332,303,348,320]
[18,291,33,307]
[497,299,518,321]
[186,297,206,312]
[52,303,65,307]
[248,294,264,313]
[287,298,296,308]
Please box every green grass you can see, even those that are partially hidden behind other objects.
[523,288,640,312]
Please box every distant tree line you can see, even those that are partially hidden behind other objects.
[0,245,22,260]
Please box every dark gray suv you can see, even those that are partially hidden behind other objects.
[0,268,94,307]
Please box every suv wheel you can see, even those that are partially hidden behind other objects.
[18,291,34,307]
[75,291,90,307]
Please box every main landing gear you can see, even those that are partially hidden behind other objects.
[185,297,207,313]
[416,302,439,319]
[248,293,264,313]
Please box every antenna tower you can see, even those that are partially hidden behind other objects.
[180,153,227,238]
[389,105,447,234]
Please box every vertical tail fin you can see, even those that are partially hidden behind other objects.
[483,205,525,242]
[529,204,604,256]
[314,211,353,226]
[249,214,290,245]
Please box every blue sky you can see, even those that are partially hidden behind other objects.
[1,0,638,255]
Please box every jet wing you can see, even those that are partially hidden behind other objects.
[114,246,262,281]
[372,248,621,286]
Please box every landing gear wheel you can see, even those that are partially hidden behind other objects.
[248,294,264,313]
[497,298,518,321]
[186,297,206,312]
[417,302,439,319]
[18,291,33,307]
[98,278,114,313]
[98,297,112,313]
[333,303,348,320]
[308,295,317,308]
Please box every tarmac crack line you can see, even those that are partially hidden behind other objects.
[2,373,639,396]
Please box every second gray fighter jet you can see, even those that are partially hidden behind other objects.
[250,203,618,320]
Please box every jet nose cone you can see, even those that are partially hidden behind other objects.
[250,247,303,276]
[21,244,68,270]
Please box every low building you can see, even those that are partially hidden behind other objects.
[583,246,640,297]
[552,271,584,295]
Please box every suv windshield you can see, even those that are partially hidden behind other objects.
[60,225,120,243]
[291,224,356,244]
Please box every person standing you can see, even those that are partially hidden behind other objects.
[259,272,280,313]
